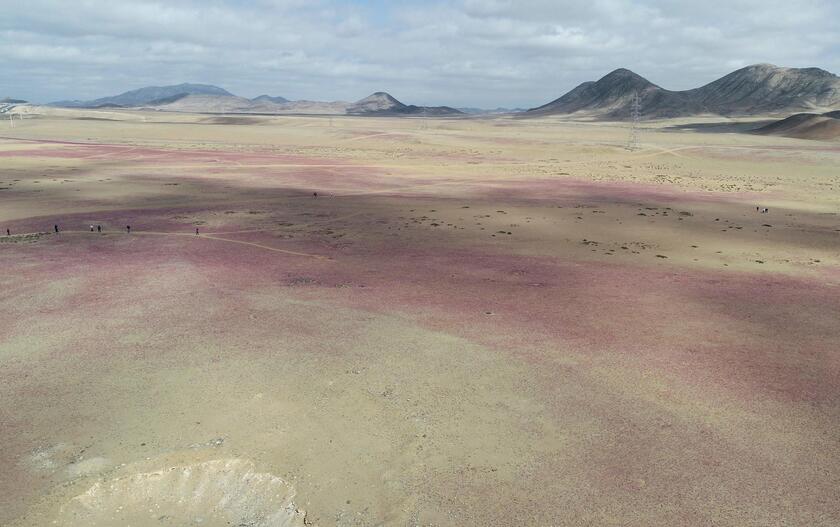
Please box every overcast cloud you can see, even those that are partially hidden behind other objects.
[1,0,838,107]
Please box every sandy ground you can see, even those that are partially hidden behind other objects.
[1,109,839,526]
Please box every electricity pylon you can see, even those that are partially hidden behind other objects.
[626,91,641,151]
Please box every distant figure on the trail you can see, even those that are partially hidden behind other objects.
[90,225,94,232]
[195,228,199,235]
[756,206,760,212]
[313,192,318,198]
[5,228,9,236]
[54,225,59,233]
[126,225,131,233]
[97,225,101,233]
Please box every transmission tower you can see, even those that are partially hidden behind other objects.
[626,91,641,151]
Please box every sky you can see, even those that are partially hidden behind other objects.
[1,0,838,107]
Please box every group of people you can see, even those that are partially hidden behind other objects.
[756,206,770,213]
[5,193,329,238]
[5,224,202,236]
[88,224,199,235]
[50,224,131,234]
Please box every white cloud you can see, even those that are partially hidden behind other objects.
[0,0,837,107]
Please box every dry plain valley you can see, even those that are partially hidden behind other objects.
[1,108,839,526]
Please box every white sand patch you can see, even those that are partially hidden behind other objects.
[66,457,111,479]
[23,443,74,472]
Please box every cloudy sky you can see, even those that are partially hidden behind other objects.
[2,0,838,107]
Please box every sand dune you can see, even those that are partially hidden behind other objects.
[753,111,840,140]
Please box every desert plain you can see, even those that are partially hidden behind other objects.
[1,109,839,526]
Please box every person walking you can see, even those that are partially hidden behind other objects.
[126,225,131,233]
[5,228,9,236]
[97,225,101,233]
[195,228,199,235]
[54,224,59,233]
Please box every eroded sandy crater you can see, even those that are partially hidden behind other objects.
[57,458,307,527]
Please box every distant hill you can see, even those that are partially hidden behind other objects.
[145,94,263,113]
[252,95,289,104]
[1,97,27,104]
[752,111,840,141]
[347,92,463,116]
[528,64,840,120]
[281,100,351,114]
[45,85,463,116]
[347,92,404,114]
[147,92,460,116]
[50,83,233,108]
[458,107,525,115]
[146,94,351,115]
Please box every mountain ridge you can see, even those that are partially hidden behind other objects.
[50,83,233,108]
[529,64,840,119]
[49,86,463,116]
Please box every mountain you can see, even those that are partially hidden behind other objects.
[346,92,463,116]
[347,92,405,114]
[529,68,702,119]
[252,95,289,104]
[50,83,233,108]
[1,97,27,104]
[689,64,840,115]
[752,111,840,141]
[529,64,840,120]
